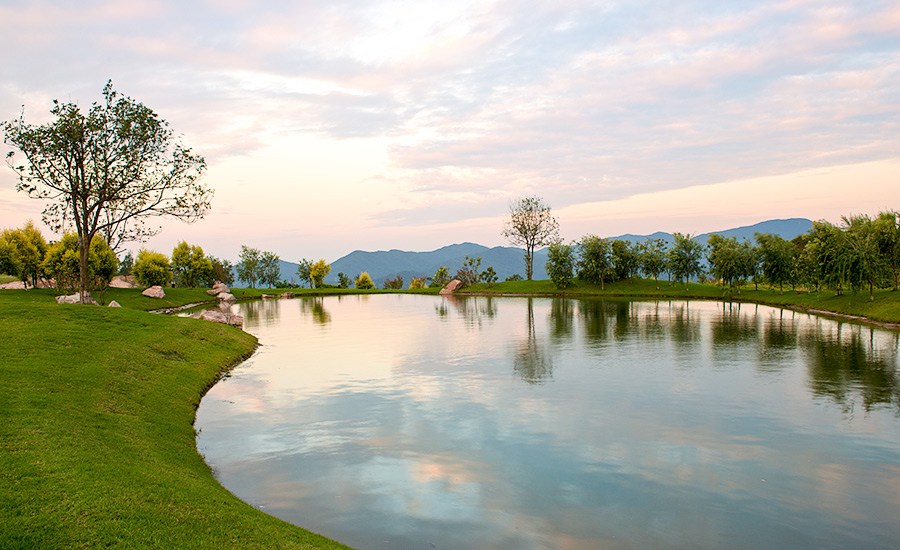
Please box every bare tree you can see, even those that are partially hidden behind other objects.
[3,81,211,302]
[502,196,559,280]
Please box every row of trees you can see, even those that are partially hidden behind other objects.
[0,221,233,291]
[542,210,900,300]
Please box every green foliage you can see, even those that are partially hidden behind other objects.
[383,275,405,289]
[0,220,47,286]
[502,196,559,280]
[337,272,352,288]
[668,233,704,289]
[310,259,332,288]
[171,240,213,288]
[480,266,498,287]
[873,210,900,290]
[611,239,639,281]
[429,266,450,288]
[355,271,375,289]
[258,250,280,288]
[131,248,172,287]
[707,234,756,292]
[455,255,482,286]
[296,258,313,288]
[841,214,886,300]
[638,238,668,289]
[209,256,234,285]
[118,251,134,276]
[2,81,210,298]
[409,276,427,289]
[577,234,612,289]
[237,246,278,288]
[755,233,798,294]
[545,242,575,289]
[505,273,524,282]
[43,233,117,292]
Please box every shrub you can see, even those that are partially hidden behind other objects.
[546,242,575,289]
[429,266,450,288]
[132,249,173,287]
[42,233,117,292]
[383,275,404,289]
[409,277,427,289]
[355,271,375,289]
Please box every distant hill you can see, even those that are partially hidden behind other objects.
[613,218,813,247]
[271,218,813,286]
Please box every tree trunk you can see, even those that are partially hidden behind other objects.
[525,246,534,280]
[78,232,91,304]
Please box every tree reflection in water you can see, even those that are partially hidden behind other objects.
[299,296,331,325]
[513,297,553,384]
[801,320,900,415]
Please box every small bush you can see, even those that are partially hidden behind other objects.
[355,271,375,289]
[132,249,173,287]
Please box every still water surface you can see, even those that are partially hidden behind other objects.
[195,295,900,549]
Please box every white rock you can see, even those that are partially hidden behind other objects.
[142,286,166,298]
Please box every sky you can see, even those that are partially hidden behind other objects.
[1,0,898,263]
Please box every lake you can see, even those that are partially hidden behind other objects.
[195,294,900,550]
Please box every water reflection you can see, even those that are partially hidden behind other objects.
[801,321,900,415]
[196,296,900,550]
[299,296,332,325]
[513,298,553,384]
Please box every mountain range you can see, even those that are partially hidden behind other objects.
[273,218,813,287]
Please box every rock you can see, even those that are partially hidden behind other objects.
[262,294,275,299]
[211,281,230,294]
[217,292,236,303]
[108,300,122,307]
[440,279,463,295]
[200,309,228,323]
[206,289,218,295]
[200,308,243,328]
[55,292,99,305]
[0,280,26,290]
[142,286,166,298]
[281,292,295,299]
[109,275,137,288]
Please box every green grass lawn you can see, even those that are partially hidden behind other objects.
[0,293,351,549]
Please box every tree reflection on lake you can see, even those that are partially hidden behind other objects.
[196,295,900,550]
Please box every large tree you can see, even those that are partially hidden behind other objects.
[668,233,704,289]
[2,81,211,302]
[502,196,559,280]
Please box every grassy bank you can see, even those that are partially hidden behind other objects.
[461,278,900,326]
[0,294,351,549]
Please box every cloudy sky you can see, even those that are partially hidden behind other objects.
[1,0,898,262]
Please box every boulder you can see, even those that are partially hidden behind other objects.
[107,300,122,307]
[211,281,230,294]
[217,292,236,303]
[206,289,218,295]
[281,292,295,299]
[109,275,137,288]
[262,294,275,299]
[200,309,228,323]
[439,279,463,295]
[0,280,25,290]
[200,308,243,328]
[55,292,99,305]
[142,286,166,299]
